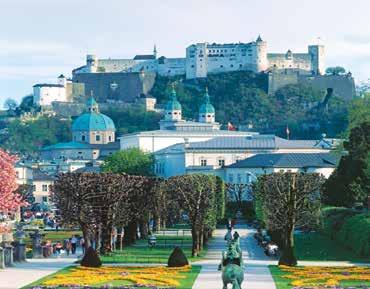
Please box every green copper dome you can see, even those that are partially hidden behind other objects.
[199,89,215,114]
[72,97,116,132]
[165,87,182,111]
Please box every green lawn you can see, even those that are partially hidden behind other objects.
[294,232,369,262]
[269,265,370,289]
[22,265,201,289]
[24,230,82,245]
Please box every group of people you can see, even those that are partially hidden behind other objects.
[53,235,84,256]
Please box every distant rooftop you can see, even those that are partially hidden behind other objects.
[133,54,156,60]
[33,84,64,88]
[226,153,339,169]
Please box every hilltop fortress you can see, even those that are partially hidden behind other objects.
[73,36,324,79]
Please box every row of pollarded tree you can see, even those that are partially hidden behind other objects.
[53,172,225,257]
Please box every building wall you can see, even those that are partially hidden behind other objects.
[33,86,67,106]
[15,166,33,185]
[40,148,97,160]
[32,180,53,203]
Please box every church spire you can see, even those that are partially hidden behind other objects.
[153,44,157,59]
[199,87,215,123]
[86,91,99,113]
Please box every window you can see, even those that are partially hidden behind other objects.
[32,185,36,192]
[16,171,19,178]
[246,173,252,183]
[81,135,86,141]
[108,136,112,142]
[42,184,48,192]
[42,196,48,203]
[218,159,225,167]
[96,135,101,141]
[200,159,207,166]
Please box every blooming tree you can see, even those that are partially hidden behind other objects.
[0,149,25,214]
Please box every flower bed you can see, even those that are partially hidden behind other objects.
[276,265,370,288]
[24,265,200,289]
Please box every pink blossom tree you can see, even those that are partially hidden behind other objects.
[0,149,25,213]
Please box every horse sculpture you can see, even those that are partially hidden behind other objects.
[221,231,244,289]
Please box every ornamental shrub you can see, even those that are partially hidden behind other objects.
[80,247,102,268]
[320,207,357,239]
[337,212,370,257]
[167,246,189,267]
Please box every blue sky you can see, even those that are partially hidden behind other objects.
[1,0,370,107]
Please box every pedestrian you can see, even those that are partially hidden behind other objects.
[80,237,85,255]
[55,241,63,256]
[65,238,72,256]
[231,218,236,229]
[71,235,78,254]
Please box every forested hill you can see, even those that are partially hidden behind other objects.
[150,71,348,139]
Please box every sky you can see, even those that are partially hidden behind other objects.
[1,0,370,107]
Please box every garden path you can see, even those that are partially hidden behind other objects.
[192,223,277,289]
[0,253,78,289]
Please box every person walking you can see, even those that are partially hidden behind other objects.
[80,237,85,255]
[71,235,78,254]
[65,238,72,256]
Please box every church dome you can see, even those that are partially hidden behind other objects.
[72,97,116,132]
[165,87,182,111]
[199,89,215,114]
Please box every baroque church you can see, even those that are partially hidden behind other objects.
[41,97,119,161]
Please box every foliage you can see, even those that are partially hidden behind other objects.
[323,121,370,207]
[102,148,154,176]
[167,246,189,267]
[165,174,223,256]
[53,172,148,254]
[0,149,25,213]
[18,95,37,114]
[337,213,370,257]
[325,66,347,75]
[3,98,18,112]
[347,95,370,132]
[254,172,325,266]
[3,116,71,153]
[150,72,348,139]
[80,247,102,267]
[101,106,161,135]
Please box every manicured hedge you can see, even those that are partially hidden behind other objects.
[321,207,369,257]
[337,212,370,256]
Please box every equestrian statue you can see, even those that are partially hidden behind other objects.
[220,230,244,289]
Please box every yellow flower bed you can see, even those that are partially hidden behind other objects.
[279,265,370,287]
[42,265,191,287]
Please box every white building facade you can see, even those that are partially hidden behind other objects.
[73,37,325,80]
[33,75,72,106]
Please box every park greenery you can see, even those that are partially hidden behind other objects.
[253,172,325,266]
[53,151,225,258]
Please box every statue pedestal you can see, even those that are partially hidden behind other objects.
[0,247,5,269]
[29,230,45,259]
[4,245,14,267]
[13,242,26,262]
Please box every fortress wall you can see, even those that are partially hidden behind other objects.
[73,72,157,103]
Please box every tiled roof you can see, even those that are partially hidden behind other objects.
[187,135,319,150]
[33,84,64,88]
[74,166,101,173]
[42,142,90,151]
[133,55,156,60]
[32,169,55,181]
[226,153,338,169]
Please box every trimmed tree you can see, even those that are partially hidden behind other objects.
[254,172,324,266]
[166,174,221,257]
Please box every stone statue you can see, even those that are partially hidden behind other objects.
[221,232,244,289]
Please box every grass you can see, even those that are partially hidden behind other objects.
[294,232,369,262]
[22,265,201,289]
[23,230,82,245]
[269,265,370,289]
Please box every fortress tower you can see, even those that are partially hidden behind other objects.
[253,35,268,72]
[308,45,325,75]
[86,54,98,73]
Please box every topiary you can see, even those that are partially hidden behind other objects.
[167,246,189,267]
[80,247,102,267]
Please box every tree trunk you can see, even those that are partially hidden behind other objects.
[100,214,113,255]
[124,221,137,245]
[80,223,91,254]
[278,225,297,266]
[155,216,161,232]
[200,226,204,250]
[191,227,199,257]
[139,220,149,240]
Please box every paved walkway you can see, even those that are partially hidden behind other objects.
[192,224,277,289]
[0,254,78,289]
